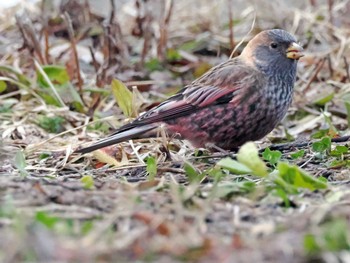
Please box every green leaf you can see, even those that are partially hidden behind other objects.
[330,145,348,157]
[0,80,7,93]
[314,92,334,106]
[81,175,94,189]
[214,181,256,199]
[312,137,331,153]
[111,79,133,117]
[178,40,204,52]
[37,116,65,133]
[277,162,328,191]
[144,58,163,72]
[166,48,182,61]
[322,218,350,251]
[87,122,110,133]
[262,148,282,166]
[304,234,320,254]
[14,150,28,177]
[146,156,157,180]
[184,162,204,183]
[304,218,350,254]
[37,65,70,87]
[311,129,329,139]
[35,211,59,229]
[36,65,83,110]
[237,142,268,177]
[216,157,251,174]
[274,188,291,207]
[39,153,51,160]
[290,149,305,159]
[81,220,94,235]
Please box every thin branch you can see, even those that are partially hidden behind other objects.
[303,58,326,93]
[344,56,350,82]
[228,0,235,51]
[230,9,256,59]
[64,12,84,96]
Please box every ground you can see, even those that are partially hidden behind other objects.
[1,0,350,262]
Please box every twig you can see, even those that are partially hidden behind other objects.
[266,135,350,152]
[228,0,235,52]
[229,9,256,59]
[328,0,334,25]
[64,12,84,96]
[303,58,326,93]
[16,14,46,64]
[344,56,350,82]
[327,54,333,78]
[89,46,99,72]
[157,0,174,61]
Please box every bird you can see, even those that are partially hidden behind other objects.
[76,29,304,154]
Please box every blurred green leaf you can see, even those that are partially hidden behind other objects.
[166,48,182,61]
[304,234,320,254]
[193,62,212,78]
[39,153,51,160]
[330,145,348,157]
[329,160,350,168]
[214,181,256,199]
[146,156,157,180]
[37,65,70,87]
[178,40,204,52]
[274,188,291,207]
[184,162,204,183]
[81,220,94,235]
[216,157,251,174]
[37,116,65,133]
[290,150,305,159]
[35,211,59,229]
[237,142,268,177]
[87,122,110,133]
[311,129,329,139]
[314,92,334,106]
[14,150,28,177]
[277,162,327,191]
[0,80,7,92]
[312,137,331,153]
[144,58,163,72]
[304,218,350,254]
[36,65,83,111]
[111,79,133,117]
[262,148,282,166]
[81,175,94,189]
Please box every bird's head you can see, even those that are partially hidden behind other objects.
[241,29,304,76]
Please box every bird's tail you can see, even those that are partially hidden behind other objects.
[75,124,157,154]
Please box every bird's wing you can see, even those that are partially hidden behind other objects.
[116,59,263,132]
[76,59,263,153]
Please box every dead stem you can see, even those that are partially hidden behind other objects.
[64,12,84,98]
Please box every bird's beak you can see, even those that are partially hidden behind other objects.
[286,42,304,60]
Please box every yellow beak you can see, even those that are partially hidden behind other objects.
[286,42,304,60]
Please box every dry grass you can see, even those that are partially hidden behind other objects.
[1,0,350,262]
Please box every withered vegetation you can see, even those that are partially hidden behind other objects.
[1,0,350,262]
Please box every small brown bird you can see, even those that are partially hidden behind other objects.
[77,29,304,154]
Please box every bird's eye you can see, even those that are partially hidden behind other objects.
[270,42,278,49]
